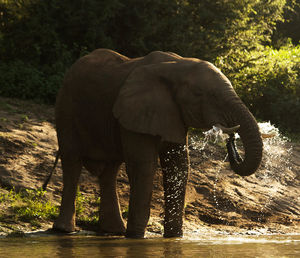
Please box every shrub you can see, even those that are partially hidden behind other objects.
[216,44,300,133]
[0,60,63,103]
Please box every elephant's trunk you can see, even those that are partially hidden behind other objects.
[225,99,263,176]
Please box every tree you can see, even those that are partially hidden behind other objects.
[273,0,300,46]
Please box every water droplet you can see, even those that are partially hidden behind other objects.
[187,122,296,227]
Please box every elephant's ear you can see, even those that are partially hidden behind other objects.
[113,63,186,143]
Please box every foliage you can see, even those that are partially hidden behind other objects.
[0,187,101,229]
[0,188,58,227]
[216,44,300,133]
[75,190,86,215]
[0,0,287,63]
[273,0,300,46]
[75,189,100,228]
[0,60,62,103]
[0,0,299,132]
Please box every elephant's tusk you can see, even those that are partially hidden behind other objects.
[215,124,240,134]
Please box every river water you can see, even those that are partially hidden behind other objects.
[0,233,299,257]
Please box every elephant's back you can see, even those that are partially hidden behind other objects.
[55,50,131,161]
[81,48,130,67]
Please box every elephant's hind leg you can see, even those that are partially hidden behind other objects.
[98,162,125,235]
[53,156,82,232]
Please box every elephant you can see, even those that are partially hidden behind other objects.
[53,48,263,238]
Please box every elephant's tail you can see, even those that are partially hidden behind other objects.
[42,150,60,191]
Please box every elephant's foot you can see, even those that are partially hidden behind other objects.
[98,226,126,236]
[53,217,76,233]
[98,220,126,236]
[163,232,183,238]
[163,227,183,238]
[97,230,125,236]
[125,230,145,239]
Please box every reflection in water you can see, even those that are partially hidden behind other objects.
[0,234,300,257]
[56,237,76,258]
[163,241,183,256]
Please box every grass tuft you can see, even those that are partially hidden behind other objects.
[0,188,58,228]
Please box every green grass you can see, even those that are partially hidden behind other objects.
[20,114,29,122]
[0,188,58,228]
[0,187,110,232]
[75,190,100,229]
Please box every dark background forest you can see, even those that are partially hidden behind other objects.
[0,0,299,134]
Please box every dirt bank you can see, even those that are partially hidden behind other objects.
[0,97,299,236]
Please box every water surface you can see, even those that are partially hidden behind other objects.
[0,233,299,257]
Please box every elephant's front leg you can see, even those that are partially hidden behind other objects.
[160,143,189,238]
[121,128,159,238]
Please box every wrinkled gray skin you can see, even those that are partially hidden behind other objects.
[54,49,263,238]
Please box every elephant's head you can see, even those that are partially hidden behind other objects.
[113,59,263,176]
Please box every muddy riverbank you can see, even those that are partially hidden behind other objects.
[0,97,299,236]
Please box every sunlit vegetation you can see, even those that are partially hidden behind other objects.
[0,188,101,230]
[0,0,299,133]
[75,190,100,228]
[217,44,300,133]
[0,188,58,228]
